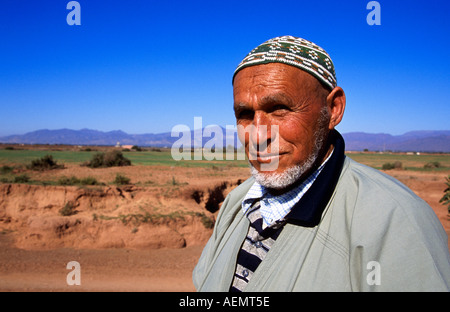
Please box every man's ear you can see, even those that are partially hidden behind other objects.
[326,86,346,130]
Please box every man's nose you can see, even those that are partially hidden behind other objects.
[250,112,272,151]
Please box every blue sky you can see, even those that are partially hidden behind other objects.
[0,0,449,137]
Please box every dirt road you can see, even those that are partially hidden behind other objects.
[0,233,203,291]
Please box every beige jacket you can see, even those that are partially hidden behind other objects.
[193,157,450,291]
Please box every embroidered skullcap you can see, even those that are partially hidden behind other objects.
[233,35,337,90]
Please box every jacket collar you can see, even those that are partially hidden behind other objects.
[286,130,346,227]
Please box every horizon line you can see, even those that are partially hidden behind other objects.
[1,127,450,138]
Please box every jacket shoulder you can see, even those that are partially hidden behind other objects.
[226,177,254,205]
[338,157,450,291]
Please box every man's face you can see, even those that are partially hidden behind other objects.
[233,63,330,187]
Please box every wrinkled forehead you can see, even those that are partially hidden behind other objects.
[234,61,319,85]
[233,63,325,107]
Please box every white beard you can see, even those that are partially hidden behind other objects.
[249,107,329,190]
[249,144,318,190]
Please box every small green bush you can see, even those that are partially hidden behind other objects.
[80,176,99,185]
[0,165,13,174]
[27,154,64,171]
[58,176,101,186]
[424,161,441,169]
[103,150,131,167]
[86,152,105,168]
[200,214,214,229]
[113,174,131,185]
[439,176,450,214]
[14,174,30,183]
[59,202,77,216]
[381,161,402,170]
[58,176,81,185]
[84,150,131,168]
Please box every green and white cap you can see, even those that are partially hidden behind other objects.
[233,35,337,90]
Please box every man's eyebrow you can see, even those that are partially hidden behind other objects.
[233,102,248,111]
[233,92,294,112]
[260,92,293,107]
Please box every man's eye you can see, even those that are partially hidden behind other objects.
[237,109,254,119]
[271,105,290,113]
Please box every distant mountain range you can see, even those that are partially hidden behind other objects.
[0,128,449,153]
[342,131,450,153]
[0,128,240,149]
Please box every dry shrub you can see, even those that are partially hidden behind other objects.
[27,155,64,171]
[84,150,131,168]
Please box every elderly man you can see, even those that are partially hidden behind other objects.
[193,36,450,291]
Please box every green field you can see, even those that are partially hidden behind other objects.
[0,148,449,172]
[0,149,249,168]
[346,152,450,171]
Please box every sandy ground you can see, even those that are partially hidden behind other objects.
[388,169,450,247]
[0,164,449,292]
[0,233,203,291]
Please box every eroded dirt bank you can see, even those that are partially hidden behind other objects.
[0,181,240,250]
[0,169,448,251]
